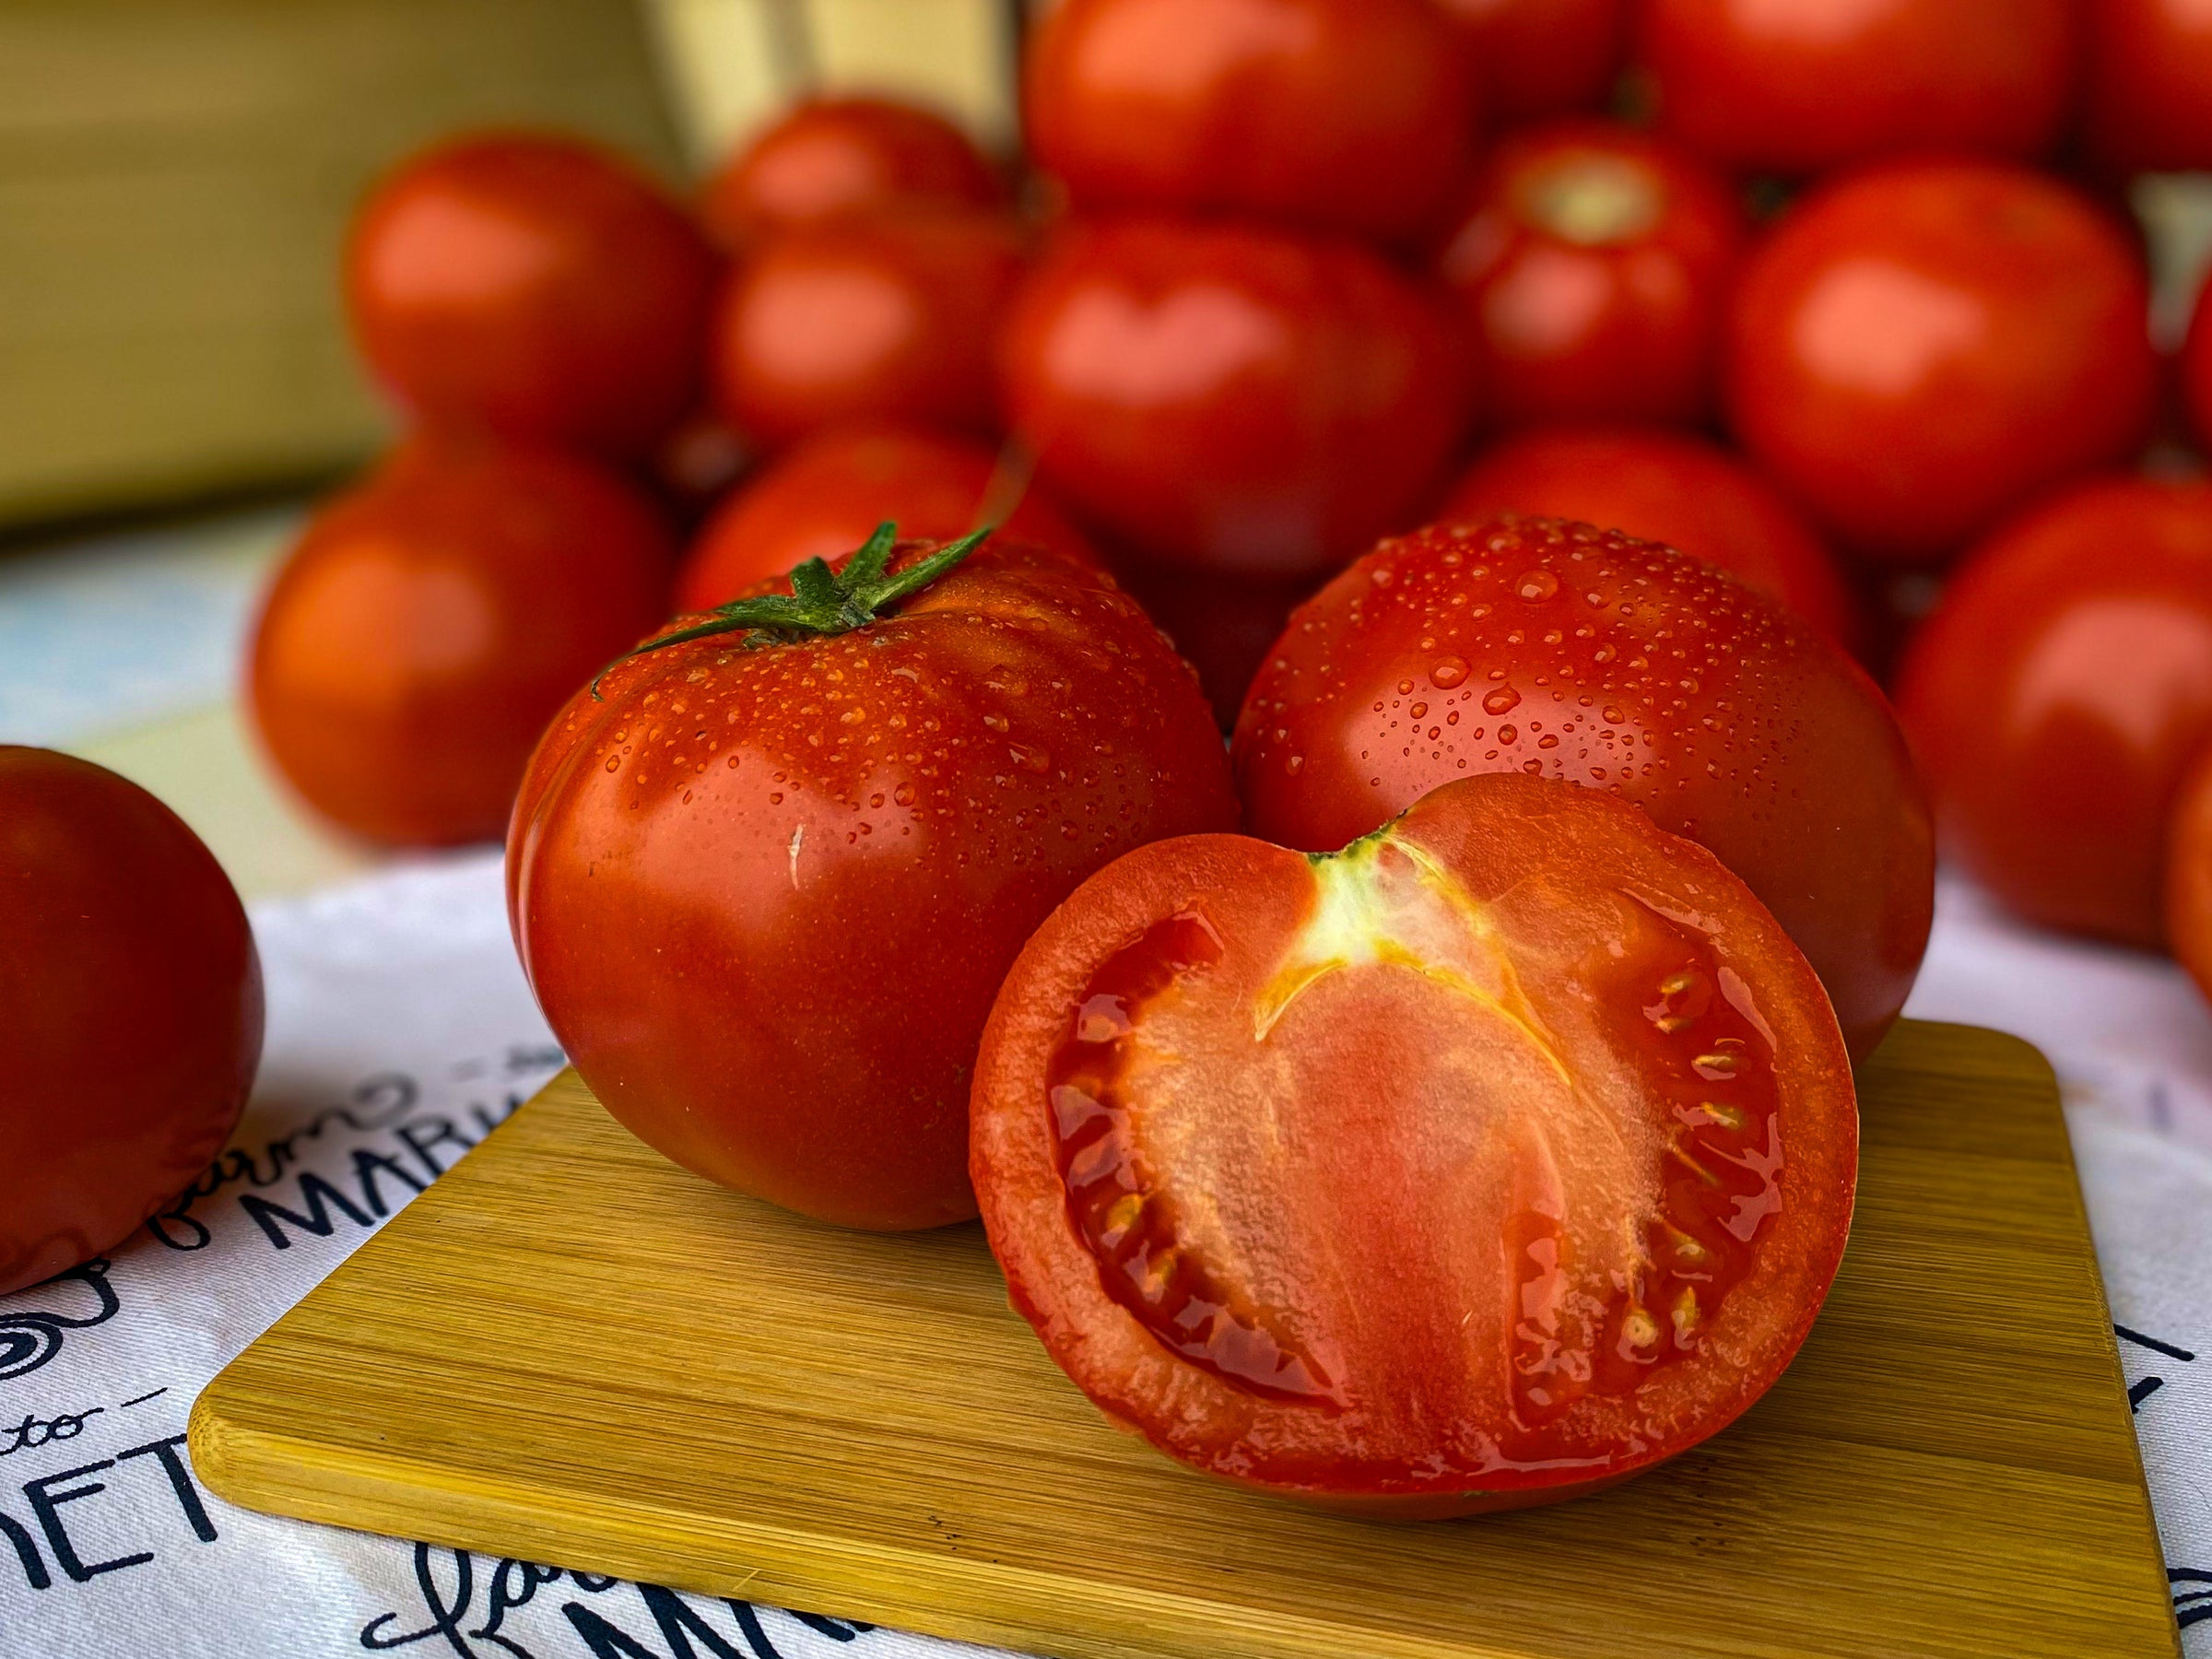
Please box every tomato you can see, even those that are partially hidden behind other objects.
[251,441,675,847]
[971,771,1855,1514]
[346,133,718,460]
[1109,556,1315,729]
[1897,477,2212,949]
[1022,0,1476,245]
[1002,218,1472,580]
[509,529,1238,1230]
[700,96,1003,253]
[1639,0,2077,175]
[711,207,1024,449]
[1433,0,1627,125]
[1725,160,2156,567]
[1436,120,1745,430]
[1441,428,1860,651]
[2085,0,2212,174]
[1,748,263,1298]
[2166,748,2212,1006]
[1234,517,1932,1059]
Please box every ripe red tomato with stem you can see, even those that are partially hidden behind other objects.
[1234,516,1933,1060]
[346,133,718,461]
[972,771,1855,1515]
[2,748,263,1297]
[1898,477,2212,949]
[251,441,676,847]
[1725,160,2156,566]
[1002,217,1471,580]
[1023,0,1477,246]
[1433,0,1627,126]
[1639,0,2077,175]
[510,526,1237,1230]
[2084,0,2212,174]
[700,96,1003,254]
[1436,121,1745,430]
[1442,428,1860,652]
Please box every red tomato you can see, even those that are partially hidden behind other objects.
[2,748,263,1297]
[251,442,676,847]
[1022,0,1477,245]
[510,532,1238,1230]
[712,207,1025,449]
[677,424,1097,611]
[346,133,718,460]
[1433,0,1627,124]
[972,771,1855,1514]
[1109,555,1316,729]
[1002,218,1472,579]
[1897,477,2212,948]
[1234,517,1933,1059]
[1442,428,1861,651]
[2085,0,2212,174]
[2166,748,2212,1004]
[700,96,1003,253]
[1639,0,2077,175]
[1726,160,2156,566]
[1436,121,1745,430]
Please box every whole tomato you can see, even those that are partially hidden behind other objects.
[1002,217,1472,579]
[1726,160,2156,566]
[346,133,718,460]
[1433,0,1627,125]
[712,207,1025,448]
[2,748,263,1297]
[1234,516,1934,1059]
[700,96,1003,253]
[1640,0,2077,175]
[2085,0,2212,174]
[2166,748,2212,1005]
[510,530,1238,1230]
[676,423,1097,610]
[1023,0,1477,245]
[251,442,675,847]
[1897,477,2212,948]
[1441,427,1860,650]
[1436,121,1745,430]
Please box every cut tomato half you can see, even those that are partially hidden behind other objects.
[971,772,1856,1516]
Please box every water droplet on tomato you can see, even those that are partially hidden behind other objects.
[1517,570,1560,602]
[1286,754,1305,775]
[893,782,917,806]
[1483,686,1523,716]
[1496,723,1518,744]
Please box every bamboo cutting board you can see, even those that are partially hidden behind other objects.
[189,1020,2181,1659]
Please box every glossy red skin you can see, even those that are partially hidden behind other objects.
[700,96,1003,253]
[251,442,676,847]
[1002,217,1472,580]
[1437,121,1745,430]
[1640,0,2077,175]
[508,536,1238,1230]
[346,134,718,460]
[1,748,263,1297]
[1234,517,1933,1059]
[1898,477,2212,949]
[1443,428,1860,651]
[2085,0,2212,173]
[971,772,1855,1514]
[712,208,1025,449]
[1023,0,1477,245]
[1726,161,2156,567]
[2166,748,2212,1005]
[677,424,1097,611]
[1433,0,1627,124]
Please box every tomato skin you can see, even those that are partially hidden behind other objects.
[250,442,676,847]
[971,771,1854,1514]
[509,536,1238,1231]
[2167,749,2212,1005]
[1,748,263,1297]
[1898,477,2212,949]
[1234,516,1932,1059]
[346,134,718,460]
[1442,428,1860,652]
[1432,0,1627,125]
[1002,217,1473,580]
[711,208,1025,449]
[1640,0,2077,175]
[700,96,1003,254]
[2085,0,2212,174]
[1023,0,1477,246]
[1725,161,2156,567]
[1437,121,1745,430]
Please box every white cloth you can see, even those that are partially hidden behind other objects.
[1,856,2207,1656]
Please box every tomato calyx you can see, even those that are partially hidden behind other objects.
[592,520,989,697]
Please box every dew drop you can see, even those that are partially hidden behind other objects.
[1430,656,1469,688]
[1397,678,1416,696]
[1516,569,1561,602]
[1286,754,1306,774]
[1484,686,1523,716]
[1497,724,1519,744]
[894,782,918,806]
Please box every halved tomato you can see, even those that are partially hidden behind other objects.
[972,771,1855,1515]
